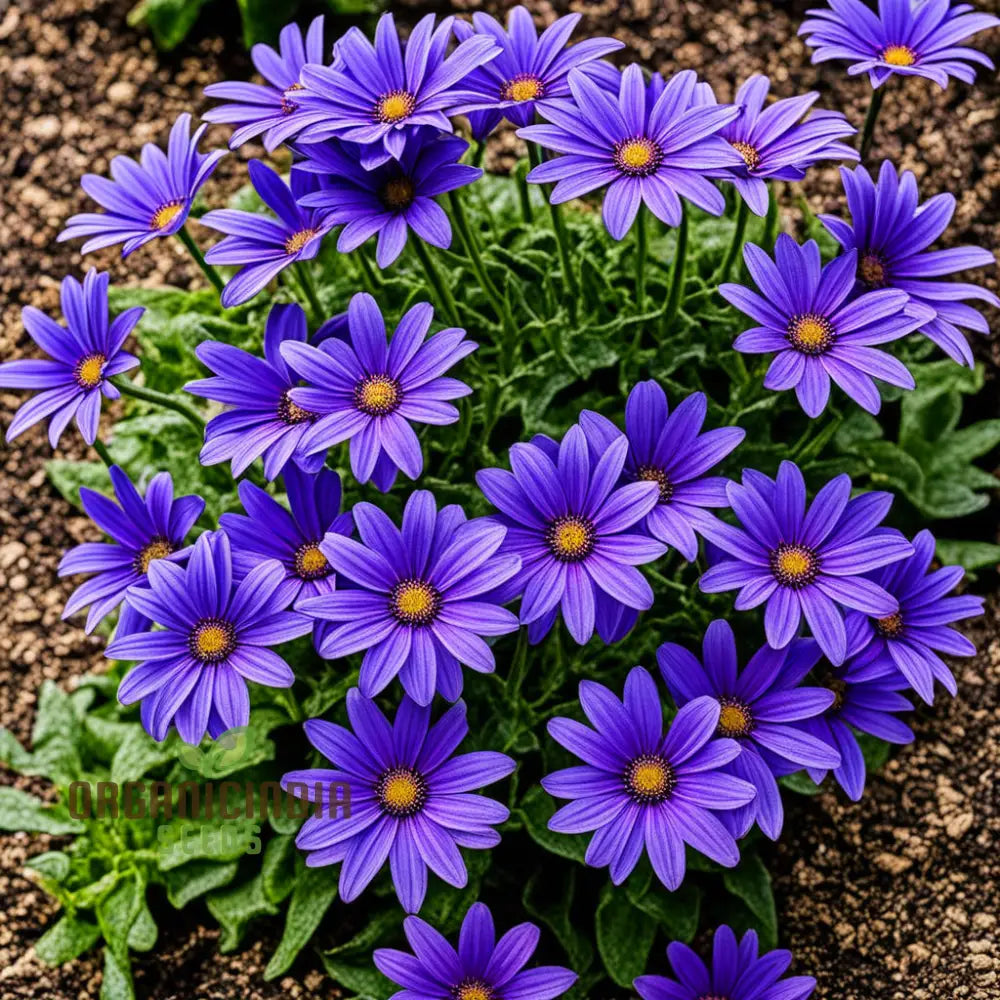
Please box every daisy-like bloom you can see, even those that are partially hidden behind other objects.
[58,114,225,257]
[820,161,1000,367]
[374,902,578,1000]
[199,162,336,308]
[543,667,756,890]
[184,303,334,481]
[579,381,745,562]
[657,620,840,840]
[0,270,142,447]
[281,293,476,492]
[698,460,914,665]
[519,65,744,240]
[476,425,666,646]
[295,133,482,268]
[799,0,999,89]
[843,529,983,705]
[720,234,926,417]
[106,531,311,744]
[298,490,521,705]
[202,16,326,151]
[281,693,514,912]
[448,6,624,129]
[634,925,816,1000]
[293,12,501,168]
[59,465,204,636]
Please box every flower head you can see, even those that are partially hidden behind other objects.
[374,902,577,1000]
[106,531,311,744]
[799,0,999,89]
[203,16,327,150]
[580,381,745,562]
[520,65,744,239]
[58,466,204,636]
[698,461,914,665]
[295,133,481,267]
[543,667,756,890]
[293,13,501,168]
[200,162,335,308]
[843,529,982,704]
[476,425,666,646]
[820,161,999,367]
[0,270,142,447]
[281,693,514,912]
[657,620,840,839]
[721,234,926,417]
[58,114,225,257]
[280,293,476,492]
[299,490,520,704]
[634,924,816,1000]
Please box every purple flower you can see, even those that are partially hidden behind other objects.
[202,16,327,151]
[476,425,666,646]
[657,620,840,840]
[281,692,514,912]
[720,234,926,417]
[579,381,745,562]
[293,13,501,168]
[0,270,142,447]
[843,529,982,704]
[542,667,756,890]
[200,162,335,308]
[295,133,481,267]
[820,160,1000,367]
[106,531,311,744]
[799,0,999,89]
[448,6,624,129]
[698,460,914,665]
[280,293,476,492]
[58,114,225,257]
[58,465,204,636]
[299,490,520,705]
[634,924,816,1000]
[519,65,744,239]
[374,902,577,1000]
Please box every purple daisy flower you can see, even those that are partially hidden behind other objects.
[200,162,335,308]
[476,425,666,646]
[298,489,521,705]
[281,693,514,912]
[202,16,327,151]
[799,0,999,89]
[843,529,983,704]
[58,113,225,257]
[720,234,927,417]
[280,293,476,492]
[698,460,914,665]
[542,667,756,890]
[0,270,142,447]
[58,465,204,637]
[657,620,840,840]
[106,531,311,744]
[820,160,999,367]
[519,65,744,239]
[295,133,481,267]
[579,381,746,562]
[293,13,501,168]
[634,924,816,1000]
[374,902,578,1000]
[448,7,624,129]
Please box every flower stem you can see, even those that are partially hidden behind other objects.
[412,238,462,328]
[635,205,648,311]
[112,377,205,431]
[278,685,303,723]
[516,158,534,225]
[355,247,381,298]
[92,438,114,468]
[714,197,750,286]
[662,204,688,335]
[528,144,578,319]
[176,226,224,294]
[859,85,886,162]
[295,262,324,323]
[471,140,486,170]
[762,184,780,254]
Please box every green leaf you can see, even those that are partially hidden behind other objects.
[264,862,339,979]
[935,539,1000,572]
[97,876,143,961]
[126,897,158,952]
[25,851,71,882]
[165,859,239,908]
[34,914,101,965]
[100,944,135,1000]
[206,875,279,952]
[321,953,394,1000]
[595,883,657,988]
[625,877,701,943]
[128,0,208,50]
[155,814,263,871]
[518,785,587,863]
[522,869,594,973]
[111,727,180,783]
[0,787,84,835]
[722,854,777,950]
[779,771,823,796]
[261,834,297,905]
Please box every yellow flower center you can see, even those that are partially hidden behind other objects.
[73,352,106,389]
[454,981,496,1000]
[613,136,661,176]
[375,766,427,817]
[859,252,888,288]
[134,536,173,574]
[189,617,237,663]
[882,44,916,66]
[390,578,441,626]
[624,753,675,803]
[502,73,544,103]
[545,515,595,563]
[375,89,416,124]
[294,542,331,581]
[770,543,820,588]
[874,611,904,638]
[717,699,754,738]
[382,176,415,210]
[284,228,317,255]
[277,389,315,426]
[730,140,761,170]
[150,201,184,231]
[354,373,401,416]
[637,465,673,504]
[787,313,835,355]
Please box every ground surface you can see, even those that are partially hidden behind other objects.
[0,1,997,998]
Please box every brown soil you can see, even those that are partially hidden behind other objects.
[1,1,997,998]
